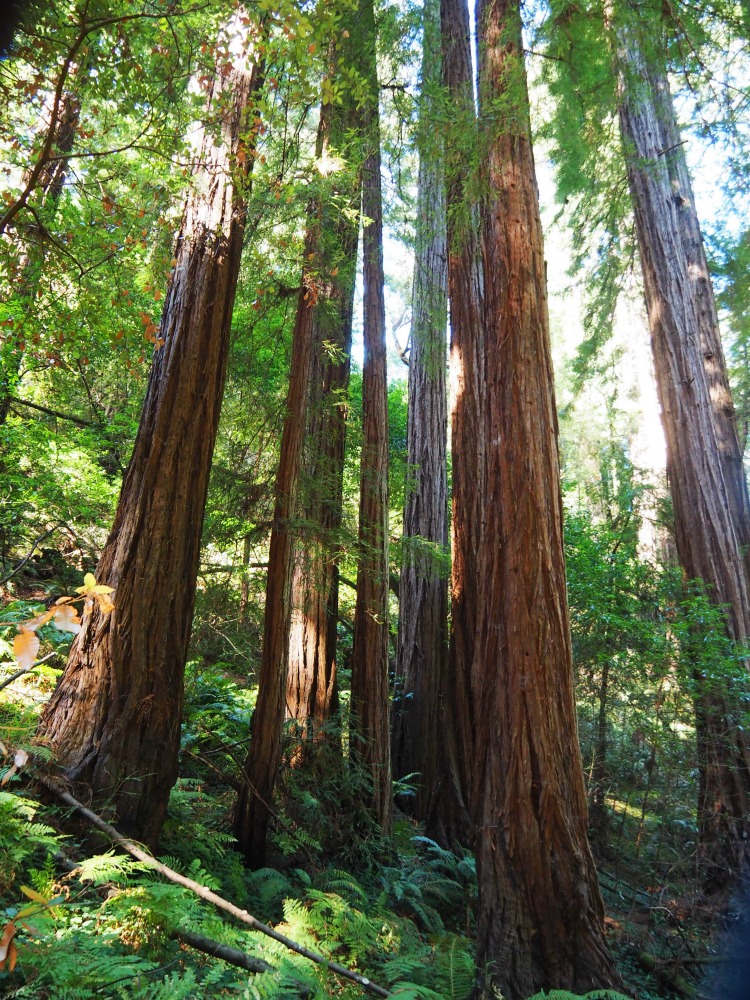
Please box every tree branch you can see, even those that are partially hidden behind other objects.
[9,396,95,427]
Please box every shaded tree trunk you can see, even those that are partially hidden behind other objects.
[234,101,338,867]
[427,0,484,848]
[392,0,449,821]
[350,0,392,835]
[468,0,618,994]
[0,92,80,425]
[38,33,264,846]
[613,22,750,882]
[286,98,360,742]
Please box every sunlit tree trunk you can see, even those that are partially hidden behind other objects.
[38,28,263,846]
[349,0,392,834]
[234,104,334,867]
[428,0,484,848]
[392,0,449,821]
[614,22,750,881]
[0,92,80,425]
[286,99,359,742]
[468,0,618,994]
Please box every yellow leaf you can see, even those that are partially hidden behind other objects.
[14,629,39,670]
[91,585,114,595]
[53,604,82,634]
[75,573,100,595]
[21,886,49,905]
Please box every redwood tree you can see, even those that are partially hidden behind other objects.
[234,99,343,866]
[349,0,392,834]
[392,0,449,822]
[612,15,750,879]
[428,0,485,848]
[38,29,264,845]
[285,97,360,741]
[464,0,618,993]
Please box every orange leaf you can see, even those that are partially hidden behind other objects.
[14,629,39,670]
[0,921,15,964]
[7,939,16,972]
[53,604,82,634]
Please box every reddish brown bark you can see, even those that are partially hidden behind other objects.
[349,0,392,834]
[467,0,617,994]
[38,39,263,846]
[614,23,750,881]
[234,104,337,867]
[392,0,449,821]
[427,0,484,848]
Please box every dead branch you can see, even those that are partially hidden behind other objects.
[35,775,391,998]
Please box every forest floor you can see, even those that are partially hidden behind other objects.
[0,591,734,1000]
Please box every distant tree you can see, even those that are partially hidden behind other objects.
[38,19,264,844]
[428,0,484,849]
[234,95,344,867]
[391,0,449,823]
[285,84,360,743]
[349,0,392,834]
[610,12,750,881]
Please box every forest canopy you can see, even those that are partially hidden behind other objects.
[1,0,750,997]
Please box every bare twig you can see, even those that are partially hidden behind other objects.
[0,524,66,584]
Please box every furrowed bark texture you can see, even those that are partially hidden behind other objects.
[0,92,80,425]
[392,0,449,821]
[286,97,359,740]
[614,26,750,881]
[428,0,484,849]
[235,107,331,868]
[39,44,262,846]
[471,0,617,994]
[350,0,392,834]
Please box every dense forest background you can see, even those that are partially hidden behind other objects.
[1,0,750,996]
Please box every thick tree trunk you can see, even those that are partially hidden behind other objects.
[614,25,750,880]
[234,101,339,866]
[350,0,392,834]
[38,37,263,846]
[0,92,80,425]
[468,0,617,995]
[286,99,359,741]
[427,0,484,849]
[392,0,449,821]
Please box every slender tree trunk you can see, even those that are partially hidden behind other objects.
[286,98,359,741]
[613,22,750,881]
[0,92,80,425]
[468,0,617,994]
[589,658,611,852]
[392,0,449,821]
[426,0,484,849]
[349,0,392,834]
[38,31,264,846]
[234,102,337,867]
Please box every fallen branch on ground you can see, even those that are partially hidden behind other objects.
[36,774,391,998]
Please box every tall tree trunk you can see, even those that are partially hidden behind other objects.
[613,21,750,881]
[468,0,617,994]
[392,0,449,821]
[286,98,359,741]
[0,92,80,425]
[428,0,484,848]
[349,0,392,835]
[235,102,336,867]
[38,32,263,846]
